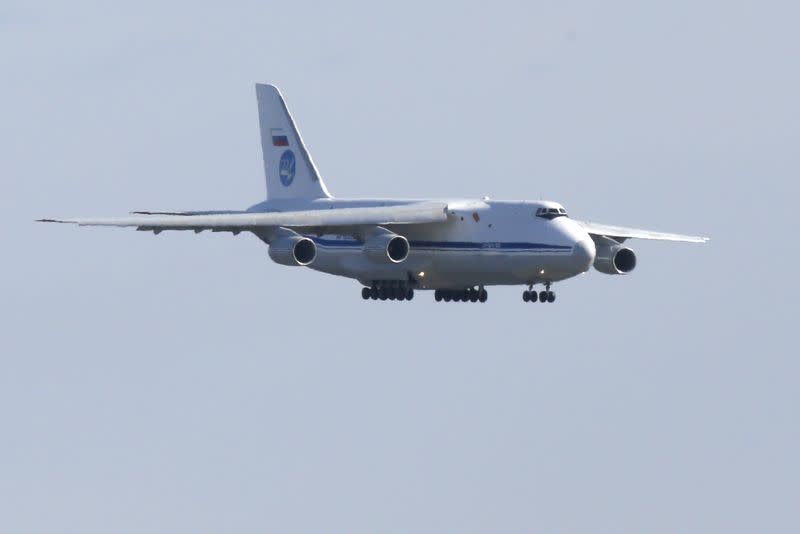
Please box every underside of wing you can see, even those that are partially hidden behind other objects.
[576,220,709,243]
[38,202,449,234]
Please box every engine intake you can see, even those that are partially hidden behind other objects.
[363,231,410,264]
[593,237,636,275]
[269,234,316,266]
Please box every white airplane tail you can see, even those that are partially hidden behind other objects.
[256,84,331,201]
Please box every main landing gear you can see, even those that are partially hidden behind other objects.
[434,287,488,303]
[361,281,414,301]
[522,282,556,304]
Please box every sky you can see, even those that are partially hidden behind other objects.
[2,1,798,532]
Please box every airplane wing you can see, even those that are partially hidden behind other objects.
[576,220,709,243]
[38,202,448,235]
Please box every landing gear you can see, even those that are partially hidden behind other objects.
[362,281,414,302]
[434,287,488,304]
[523,283,555,304]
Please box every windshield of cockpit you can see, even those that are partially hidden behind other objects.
[536,207,568,220]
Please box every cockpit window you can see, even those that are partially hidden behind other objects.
[536,207,568,220]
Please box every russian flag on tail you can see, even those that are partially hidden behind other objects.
[271,128,289,146]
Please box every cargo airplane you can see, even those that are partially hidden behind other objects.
[39,84,708,303]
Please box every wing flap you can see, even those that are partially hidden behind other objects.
[577,220,709,243]
[38,202,449,232]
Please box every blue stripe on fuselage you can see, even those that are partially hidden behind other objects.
[310,237,572,251]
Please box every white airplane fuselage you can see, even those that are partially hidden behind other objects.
[40,84,706,302]
[248,197,596,289]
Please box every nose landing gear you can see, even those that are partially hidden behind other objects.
[523,282,555,304]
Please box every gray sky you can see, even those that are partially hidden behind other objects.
[2,1,798,532]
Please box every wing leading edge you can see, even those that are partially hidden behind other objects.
[37,202,449,234]
[576,220,709,243]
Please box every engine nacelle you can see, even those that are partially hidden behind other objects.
[363,231,410,264]
[593,237,637,275]
[268,234,316,266]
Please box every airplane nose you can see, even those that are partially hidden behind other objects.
[572,238,596,271]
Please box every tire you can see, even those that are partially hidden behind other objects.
[478,289,487,303]
[361,287,370,300]
[434,290,442,302]
[539,291,548,303]
[469,290,478,303]
[443,292,452,302]
[530,290,538,302]
[370,287,378,299]
[406,289,414,300]
[522,291,530,302]
[547,291,555,303]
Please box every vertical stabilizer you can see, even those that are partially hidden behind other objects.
[256,84,331,200]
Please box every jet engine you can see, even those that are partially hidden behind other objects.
[268,234,317,266]
[593,236,636,275]
[363,231,410,264]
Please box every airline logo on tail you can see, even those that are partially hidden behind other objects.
[279,150,296,186]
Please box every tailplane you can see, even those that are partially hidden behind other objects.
[256,84,331,200]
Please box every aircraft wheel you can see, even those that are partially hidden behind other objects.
[522,291,530,302]
[539,291,548,303]
[361,287,370,300]
[443,292,452,302]
[434,290,442,302]
[529,290,538,303]
[478,289,488,303]
[379,289,388,301]
[469,290,478,303]
[397,289,405,301]
[547,291,556,303]
[406,289,414,300]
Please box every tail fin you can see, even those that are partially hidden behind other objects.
[256,84,331,200]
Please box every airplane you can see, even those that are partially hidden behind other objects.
[39,84,708,304]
